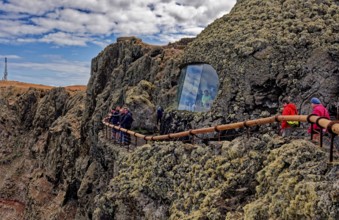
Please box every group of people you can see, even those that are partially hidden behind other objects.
[280,97,330,139]
[106,97,330,145]
[107,105,165,145]
[109,106,134,145]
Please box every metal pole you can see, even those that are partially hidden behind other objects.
[330,134,334,162]
[320,128,323,148]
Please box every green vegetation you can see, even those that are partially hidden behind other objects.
[94,135,338,219]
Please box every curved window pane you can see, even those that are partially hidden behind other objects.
[177,64,219,112]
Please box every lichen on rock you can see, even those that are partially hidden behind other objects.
[92,135,338,219]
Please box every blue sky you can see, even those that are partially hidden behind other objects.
[0,0,236,86]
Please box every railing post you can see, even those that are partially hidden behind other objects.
[243,121,250,138]
[330,134,334,162]
[274,115,280,135]
[120,129,122,147]
[326,121,339,163]
[189,130,194,144]
[213,126,221,142]
[320,128,323,148]
[310,123,314,141]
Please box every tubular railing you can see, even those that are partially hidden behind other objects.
[102,114,339,162]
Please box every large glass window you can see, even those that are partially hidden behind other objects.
[177,64,219,112]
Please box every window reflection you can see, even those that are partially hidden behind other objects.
[178,64,219,112]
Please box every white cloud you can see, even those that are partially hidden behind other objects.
[0,55,21,59]
[0,20,49,38]
[0,0,237,86]
[40,32,90,46]
[12,60,89,75]
[0,0,237,46]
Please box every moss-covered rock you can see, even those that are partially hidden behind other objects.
[244,140,338,219]
[92,134,338,219]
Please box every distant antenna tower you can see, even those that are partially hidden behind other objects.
[2,57,8,81]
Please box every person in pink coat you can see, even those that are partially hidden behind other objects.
[308,97,330,134]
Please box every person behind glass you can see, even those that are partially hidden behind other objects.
[280,97,298,137]
[201,89,212,109]
[119,107,134,145]
[156,106,164,125]
[308,97,330,139]
[196,89,203,108]
[109,106,121,141]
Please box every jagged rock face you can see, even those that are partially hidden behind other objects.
[84,0,339,137]
[24,90,85,219]
[76,1,339,218]
[1,0,339,219]
[0,90,27,220]
[183,0,339,121]
[244,139,339,219]
[93,135,338,219]
[81,37,189,143]
[0,86,85,219]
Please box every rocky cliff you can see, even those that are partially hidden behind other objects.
[0,85,85,219]
[0,0,339,219]
[93,136,338,219]
[183,0,339,120]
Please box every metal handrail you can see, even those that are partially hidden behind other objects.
[102,114,339,162]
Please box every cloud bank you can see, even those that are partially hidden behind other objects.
[0,0,236,46]
[0,0,236,86]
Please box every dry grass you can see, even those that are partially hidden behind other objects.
[64,85,87,92]
[0,80,86,92]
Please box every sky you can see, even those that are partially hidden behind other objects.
[0,0,237,86]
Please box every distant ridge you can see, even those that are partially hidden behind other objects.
[0,80,86,91]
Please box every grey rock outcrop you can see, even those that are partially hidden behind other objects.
[93,136,338,219]
[1,0,339,219]
[82,0,339,138]
[183,0,339,121]
[0,86,86,219]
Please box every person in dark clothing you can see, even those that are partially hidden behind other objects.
[119,107,133,145]
[109,106,121,141]
[156,106,164,125]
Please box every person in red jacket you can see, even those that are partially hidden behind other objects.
[281,97,298,137]
[308,97,330,135]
